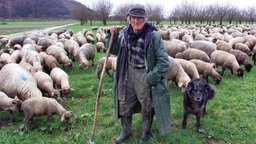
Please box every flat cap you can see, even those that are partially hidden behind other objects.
[127,4,147,18]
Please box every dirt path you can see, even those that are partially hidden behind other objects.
[8,22,78,37]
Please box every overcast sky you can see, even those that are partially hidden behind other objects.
[76,0,256,16]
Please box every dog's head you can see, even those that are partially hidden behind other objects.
[185,78,215,103]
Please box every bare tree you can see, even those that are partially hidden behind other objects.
[226,5,238,24]
[168,6,182,25]
[214,2,230,25]
[245,6,256,24]
[146,3,164,25]
[113,4,131,24]
[94,0,113,25]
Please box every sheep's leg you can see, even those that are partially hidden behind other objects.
[182,111,189,129]
[220,67,226,75]
[24,118,29,132]
[106,69,111,78]
[9,110,15,122]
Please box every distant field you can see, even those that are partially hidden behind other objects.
[0,20,77,35]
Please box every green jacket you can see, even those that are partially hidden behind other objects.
[106,23,171,136]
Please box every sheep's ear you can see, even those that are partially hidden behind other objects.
[12,99,17,105]
[61,114,65,121]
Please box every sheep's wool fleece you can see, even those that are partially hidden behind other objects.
[0,63,42,99]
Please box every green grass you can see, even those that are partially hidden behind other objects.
[0,21,256,144]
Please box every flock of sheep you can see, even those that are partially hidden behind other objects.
[0,23,256,133]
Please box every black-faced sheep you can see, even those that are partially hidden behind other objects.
[175,58,200,80]
[0,92,22,122]
[76,43,95,70]
[175,48,211,62]
[0,63,43,101]
[210,50,243,77]
[167,56,191,92]
[234,43,251,56]
[21,97,72,132]
[190,59,222,84]
[50,67,72,97]
[229,49,252,72]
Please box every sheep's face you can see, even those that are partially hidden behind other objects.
[61,88,71,97]
[61,111,72,124]
[11,96,23,111]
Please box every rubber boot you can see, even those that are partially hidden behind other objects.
[115,116,132,144]
[140,115,153,144]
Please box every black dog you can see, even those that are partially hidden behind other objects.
[182,78,215,132]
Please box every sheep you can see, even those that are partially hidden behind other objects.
[243,35,256,50]
[76,43,95,70]
[181,34,193,44]
[190,59,222,84]
[175,58,200,80]
[0,92,22,122]
[37,36,55,51]
[229,49,253,72]
[50,67,72,97]
[96,41,106,53]
[210,50,243,77]
[63,39,80,60]
[215,40,233,52]
[175,48,211,62]
[39,52,58,72]
[157,30,170,40]
[0,63,43,101]
[96,56,116,79]
[21,97,72,132]
[234,43,251,56]
[163,39,189,57]
[74,32,87,46]
[19,61,36,74]
[0,59,7,70]
[46,45,72,68]
[190,40,217,57]
[10,50,21,63]
[86,35,94,44]
[167,56,191,92]
[6,35,26,47]
[228,37,245,48]
[252,45,256,65]
[0,53,14,64]
[20,50,43,72]
[33,71,61,100]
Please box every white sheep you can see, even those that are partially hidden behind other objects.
[96,56,116,79]
[50,67,72,97]
[46,45,72,68]
[39,52,58,72]
[0,91,22,122]
[175,58,200,80]
[167,56,191,92]
[164,39,189,57]
[175,48,211,62]
[33,71,61,100]
[21,97,72,132]
[0,63,42,101]
[190,40,217,57]
[76,43,95,70]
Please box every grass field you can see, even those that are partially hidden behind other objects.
[0,21,256,144]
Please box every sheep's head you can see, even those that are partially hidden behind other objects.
[61,111,72,124]
[64,61,72,68]
[11,96,23,111]
[61,87,72,97]
[236,68,243,77]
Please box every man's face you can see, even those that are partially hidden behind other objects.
[130,16,145,33]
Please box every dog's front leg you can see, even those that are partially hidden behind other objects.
[195,112,201,132]
[182,111,189,129]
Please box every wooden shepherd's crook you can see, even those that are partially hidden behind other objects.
[89,32,115,144]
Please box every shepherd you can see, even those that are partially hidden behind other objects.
[106,4,171,144]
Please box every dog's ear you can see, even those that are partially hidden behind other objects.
[204,83,215,99]
[186,80,194,93]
